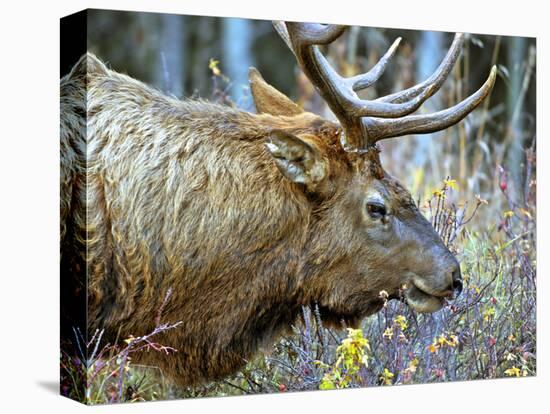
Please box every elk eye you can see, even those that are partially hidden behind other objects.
[366,202,387,220]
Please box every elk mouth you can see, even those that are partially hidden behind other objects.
[403,283,447,313]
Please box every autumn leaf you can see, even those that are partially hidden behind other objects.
[208,58,221,76]
[405,358,419,374]
[380,368,394,385]
[124,335,135,345]
[319,375,336,390]
[483,306,496,322]
[504,367,521,377]
[444,178,458,190]
[394,315,408,331]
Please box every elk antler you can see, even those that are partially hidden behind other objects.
[273,21,497,151]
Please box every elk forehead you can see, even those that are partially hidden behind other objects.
[364,188,386,205]
[357,168,421,219]
[357,175,418,225]
[381,175,418,210]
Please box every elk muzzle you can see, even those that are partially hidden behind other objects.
[403,254,462,313]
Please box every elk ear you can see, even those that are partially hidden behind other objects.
[68,52,108,80]
[266,130,327,190]
[249,67,303,116]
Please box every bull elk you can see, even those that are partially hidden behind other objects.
[60,20,496,386]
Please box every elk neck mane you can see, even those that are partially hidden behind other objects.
[63,54,353,351]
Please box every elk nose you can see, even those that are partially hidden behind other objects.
[451,267,463,297]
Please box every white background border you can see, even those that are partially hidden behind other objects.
[0,0,546,412]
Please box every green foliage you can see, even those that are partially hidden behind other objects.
[319,328,370,390]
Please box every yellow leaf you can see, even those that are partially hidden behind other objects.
[394,315,408,331]
[483,307,496,322]
[444,179,458,190]
[405,358,419,374]
[124,335,135,344]
[380,368,394,385]
[383,327,394,340]
[208,58,221,76]
[319,376,336,390]
[504,210,515,218]
[504,367,521,377]
[314,360,330,369]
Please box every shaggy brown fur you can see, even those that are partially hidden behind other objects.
[60,53,460,386]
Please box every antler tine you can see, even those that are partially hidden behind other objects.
[273,21,346,53]
[363,66,497,142]
[348,37,402,91]
[280,21,358,145]
[274,21,496,150]
[376,33,465,104]
[286,22,347,46]
[284,21,445,120]
[273,21,293,52]
[276,20,401,93]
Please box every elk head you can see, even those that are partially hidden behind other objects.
[252,22,496,324]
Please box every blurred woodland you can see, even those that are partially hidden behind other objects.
[63,9,536,402]
[87,9,535,209]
